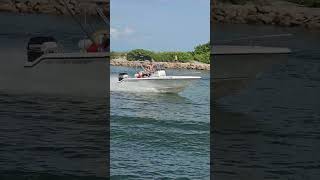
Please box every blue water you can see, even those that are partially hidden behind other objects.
[110,66,210,179]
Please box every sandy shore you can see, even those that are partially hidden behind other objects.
[110,58,210,71]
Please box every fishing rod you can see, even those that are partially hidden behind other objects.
[61,0,95,43]
[96,5,110,28]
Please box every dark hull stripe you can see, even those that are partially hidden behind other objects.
[24,55,109,68]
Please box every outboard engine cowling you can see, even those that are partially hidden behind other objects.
[118,73,129,81]
[27,36,58,62]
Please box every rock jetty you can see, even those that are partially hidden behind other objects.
[212,0,320,29]
[0,0,108,16]
[111,58,210,71]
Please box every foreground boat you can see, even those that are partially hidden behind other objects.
[118,67,201,93]
[3,1,110,96]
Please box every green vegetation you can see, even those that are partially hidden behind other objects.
[122,42,210,64]
[110,51,127,59]
[193,43,210,64]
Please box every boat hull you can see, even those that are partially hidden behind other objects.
[0,52,109,96]
[119,76,201,93]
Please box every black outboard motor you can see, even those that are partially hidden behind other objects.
[118,73,129,81]
[27,36,57,62]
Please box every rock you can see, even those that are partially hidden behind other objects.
[215,14,225,22]
[256,5,272,14]
[0,0,106,16]
[110,59,210,70]
[0,3,15,12]
[245,14,259,24]
[212,1,320,30]
[15,2,28,12]
[307,19,320,29]
[246,5,257,15]
[39,4,58,14]
[257,13,273,24]
[295,12,306,22]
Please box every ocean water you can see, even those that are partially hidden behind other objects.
[0,12,210,179]
[110,66,210,179]
[0,13,109,179]
[0,94,109,179]
[212,24,320,179]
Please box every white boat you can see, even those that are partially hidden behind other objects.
[0,1,110,96]
[117,67,201,93]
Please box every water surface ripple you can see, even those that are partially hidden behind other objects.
[111,66,210,179]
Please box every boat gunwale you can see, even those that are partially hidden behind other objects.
[24,52,109,68]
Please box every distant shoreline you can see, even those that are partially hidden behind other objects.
[212,0,320,30]
[110,58,210,71]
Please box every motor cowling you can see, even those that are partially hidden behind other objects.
[118,73,129,81]
[27,36,58,62]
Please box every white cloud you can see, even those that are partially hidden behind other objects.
[110,26,135,39]
[123,27,134,35]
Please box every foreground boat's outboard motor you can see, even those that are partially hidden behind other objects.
[118,73,129,81]
[27,36,58,62]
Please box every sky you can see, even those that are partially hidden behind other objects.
[110,0,210,52]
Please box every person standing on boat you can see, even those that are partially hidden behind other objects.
[143,63,156,77]
[100,33,109,52]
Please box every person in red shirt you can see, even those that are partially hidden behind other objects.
[86,43,99,52]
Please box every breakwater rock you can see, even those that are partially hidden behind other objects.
[212,1,320,29]
[111,59,210,71]
[0,0,108,16]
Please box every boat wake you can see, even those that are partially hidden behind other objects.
[110,76,162,93]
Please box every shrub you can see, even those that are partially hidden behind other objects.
[123,42,210,64]
[193,43,210,64]
[110,51,127,59]
[127,49,155,61]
